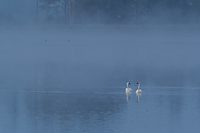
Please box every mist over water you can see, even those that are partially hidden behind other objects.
[1,27,200,89]
[1,25,200,133]
[1,1,200,132]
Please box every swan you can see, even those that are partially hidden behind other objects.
[136,82,142,93]
[125,82,132,93]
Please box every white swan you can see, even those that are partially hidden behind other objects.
[125,82,132,93]
[136,82,142,93]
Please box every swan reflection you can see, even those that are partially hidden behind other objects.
[125,82,132,101]
[126,91,132,101]
[125,82,142,102]
[136,92,142,103]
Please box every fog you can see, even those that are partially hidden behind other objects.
[1,1,200,133]
[0,26,200,90]
[1,0,200,26]
[0,0,200,89]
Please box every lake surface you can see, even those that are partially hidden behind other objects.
[1,29,200,132]
[0,86,200,133]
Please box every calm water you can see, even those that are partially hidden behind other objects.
[1,29,200,132]
[1,86,200,133]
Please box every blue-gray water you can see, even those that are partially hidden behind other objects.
[1,87,200,133]
[1,29,200,132]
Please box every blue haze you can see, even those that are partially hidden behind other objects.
[0,27,200,132]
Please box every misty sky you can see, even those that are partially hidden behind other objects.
[0,0,35,23]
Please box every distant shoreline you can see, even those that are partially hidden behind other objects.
[2,24,200,33]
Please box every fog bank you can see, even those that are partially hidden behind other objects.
[0,26,200,89]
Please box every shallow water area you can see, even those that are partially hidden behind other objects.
[1,86,200,133]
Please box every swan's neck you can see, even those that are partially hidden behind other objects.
[127,84,129,88]
[138,84,140,90]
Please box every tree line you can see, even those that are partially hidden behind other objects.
[36,0,200,25]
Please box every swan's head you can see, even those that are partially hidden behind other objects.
[127,82,131,85]
[137,82,140,85]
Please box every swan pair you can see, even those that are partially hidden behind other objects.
[125,82,142,93]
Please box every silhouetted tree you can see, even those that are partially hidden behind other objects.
[68,0,76,25]
[36,0,39,23]
[39,0,60,22]
[37,0,200,25]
